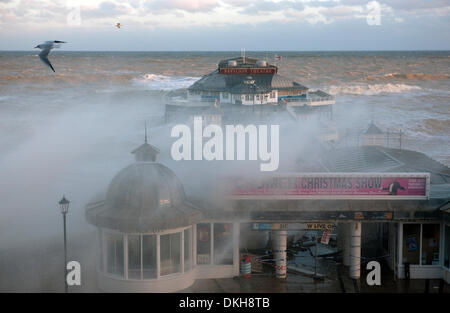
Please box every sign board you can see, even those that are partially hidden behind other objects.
[219,68,277,75]
[307,223,335,231]
[251,223,287,231]
[321,230,331,245]
[230,173,430,200]
[251,223,335,231]
[250,211,394,221]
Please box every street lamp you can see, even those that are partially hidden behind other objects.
[59,195,70,293]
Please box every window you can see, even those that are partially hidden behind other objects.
[222,93,229,99]
[128,235,141,279]
[422,224,440,265]
[184,228,192,271]
[160,233,181,276]
[445,225,450,268]
[402,223,441,266]
[106,233,124,276]
[402,224,420,265]
[142,235,157,279]
[159,198,171,207]
[214,223,234,265]
[197,223,211,265]
[245,94,251,101]
[159,186,171,208]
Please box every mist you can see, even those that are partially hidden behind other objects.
[1,50,447,292]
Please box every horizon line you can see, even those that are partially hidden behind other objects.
[1,49,449,52]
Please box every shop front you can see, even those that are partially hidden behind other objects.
[397,221,448,280]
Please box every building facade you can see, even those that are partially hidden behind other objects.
[187,57,334,109]
[85,132,450,292]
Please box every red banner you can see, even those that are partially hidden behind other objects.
[230,174,429,199]
[220,68,277,74]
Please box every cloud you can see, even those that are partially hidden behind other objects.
[342,0,449,13]
[238,1,305,15]
[285,6,329,24]
[144,0,220,13]
[82,1,133,19]
[0,0,448,43]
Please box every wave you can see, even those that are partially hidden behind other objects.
[366,73,449,81]
[416,119,450,136]
[0,96,13,102]
[133,74,200,91]
[326,84,422,96]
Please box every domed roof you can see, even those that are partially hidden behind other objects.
[106,162,185,212]
[85,140,202,232]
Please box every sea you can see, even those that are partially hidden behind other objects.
[0,51,449,247]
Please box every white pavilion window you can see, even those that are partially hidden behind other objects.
[125,234,157,280]
[103,229,192,280]
[160,232,182,276]
[184,228,192,271]
[106,233,124,277]
[128,234,141,279]
[142,234,157,279]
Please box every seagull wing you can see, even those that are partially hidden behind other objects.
[38,47,55,72]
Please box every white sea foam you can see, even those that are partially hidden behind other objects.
[366,72,449,81]
[0,96,13,101]
[326,84,422,96]
[133,74,200,91]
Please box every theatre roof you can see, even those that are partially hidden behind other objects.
[218,57,278,70]
[319,146,450,186]
[188,57,309,93]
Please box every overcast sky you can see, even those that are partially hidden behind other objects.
[0,0,449,50]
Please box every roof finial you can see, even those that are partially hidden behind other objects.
[144,121,148,143]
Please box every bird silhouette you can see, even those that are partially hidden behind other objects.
[34,40,66,72]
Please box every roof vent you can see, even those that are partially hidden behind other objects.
[256,60,267,67]
[228,60,237,67]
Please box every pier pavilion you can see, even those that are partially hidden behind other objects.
[85,136,450,292]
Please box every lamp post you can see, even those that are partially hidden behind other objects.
[59,195,70,293]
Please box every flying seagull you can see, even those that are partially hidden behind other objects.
[34,40,67,72]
